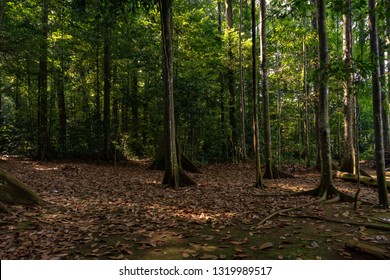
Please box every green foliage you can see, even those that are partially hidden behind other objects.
[0,0,385,165]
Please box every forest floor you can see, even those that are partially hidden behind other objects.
[0,156,390,260]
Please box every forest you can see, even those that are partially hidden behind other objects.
[0,0,390,260]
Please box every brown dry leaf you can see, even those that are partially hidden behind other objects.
[259,242,273,250]
[233,253,249,259]
[182,252,190,258]
[230,238,248,245]
[199,254,219,260]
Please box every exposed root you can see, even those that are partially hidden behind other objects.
[292,185,355,203]
[162,169,196,187]
[258,197,325,226]
[253,182,267,189]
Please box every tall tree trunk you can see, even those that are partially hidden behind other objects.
[251,0,264,188]
[37,0,49,161]
[239,0,247,161]
[0,0,6,31]
[131,67,140,155]
[340,0,356,173]
[57,69,67,153]
[0,1,4,127]
[121,64,131,135]
[311,0,321,169]
[379,38,390,151]
[103,14,111,160]
[95,46,102,161]
[218,1,227,161]
[368,0,388,208]
[387,2,390,99]
[225,0,237,162]
[387,0,390,152]
[79,65,92,151]
[303,16,310,167]
[260,0,274,179]
[159,0,195,187]
[316,0,339,197]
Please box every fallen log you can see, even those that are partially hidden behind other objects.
[0,168,42,209]
[345,240,390,259]
[333,171,390,189]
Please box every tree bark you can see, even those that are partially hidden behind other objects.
[340,0,356,173]
[303,16,311,167]
[36,0,50,161]
[103,12,111,160]
[387,0,390,152]
[159,0,195,187]
[239,0,247,161]
[0,1,5,127]
[368,0,389,208]
[131,67,140,154]
[0,169,41,207]
[378,38,390,151]
[95,44,102,161]
[259,0,274,179]
[316,0,339,197]
[218,1,228,161]
[252,0,264,188]
[225,0,237,162]
[57,23,67,153]
[311,0,321,169]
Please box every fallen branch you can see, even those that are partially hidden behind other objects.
[334,171,390,189]
[0,168,43,207]
[345,240,390,259]
[280,213,390,231]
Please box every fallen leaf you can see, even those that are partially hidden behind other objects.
[199,254,218,260]
[311,241,319,249]
[230,238,247,245]
[259,242,273,250]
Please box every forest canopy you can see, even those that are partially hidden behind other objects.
[0,0,388,170]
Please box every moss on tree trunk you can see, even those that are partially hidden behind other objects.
[0,169,41,210]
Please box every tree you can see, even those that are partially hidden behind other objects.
[259,0,273,178]
[368,0,388,208]
[300,0,353,201]
[0,0,5,127]
[251,0,264,188]
[340,0,356,173]
[159,0,195,187]
[36,0,50,161]
[103,2,112,160]
[260,0,293,179]
[225,0,237,161]
[239,0,247,161]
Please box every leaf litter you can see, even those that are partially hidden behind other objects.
[0,157,389,259]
